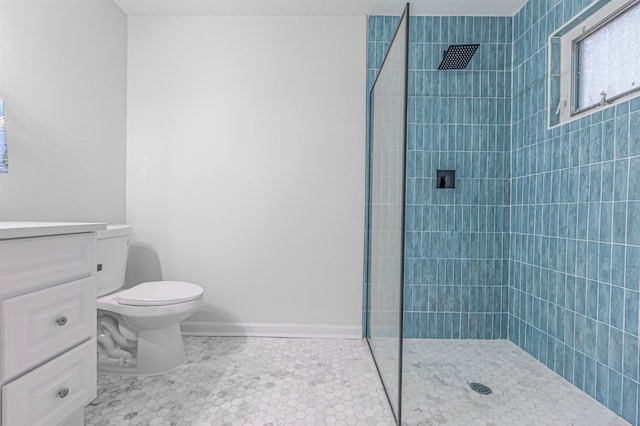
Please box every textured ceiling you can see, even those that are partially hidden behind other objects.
[113,0,528,17]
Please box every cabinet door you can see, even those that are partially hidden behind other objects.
[1,277,96,381]
[2,338,96,426]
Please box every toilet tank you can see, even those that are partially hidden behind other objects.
[96,224,132,297]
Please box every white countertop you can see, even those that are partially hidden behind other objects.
[0,222,107,240]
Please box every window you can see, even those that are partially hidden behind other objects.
[550,0,640,126]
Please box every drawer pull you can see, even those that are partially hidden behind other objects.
[58,387,70,399]
[56,316,68,326]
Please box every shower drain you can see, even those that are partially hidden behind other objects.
[469,382,492,395]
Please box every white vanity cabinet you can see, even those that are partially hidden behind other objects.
[0,222,105,426]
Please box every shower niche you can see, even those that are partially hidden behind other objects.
[436,170,455,188]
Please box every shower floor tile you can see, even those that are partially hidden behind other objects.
[84,337,395,426]
[402,339,629,426]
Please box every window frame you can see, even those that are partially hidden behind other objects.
[552,0,640,126]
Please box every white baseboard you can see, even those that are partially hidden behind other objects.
[181,321,362,339]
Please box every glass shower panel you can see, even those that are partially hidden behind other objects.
[367,5,408,424]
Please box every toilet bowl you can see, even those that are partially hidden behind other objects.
[96,225,204,375]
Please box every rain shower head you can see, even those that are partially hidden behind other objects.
[437,44,480,70]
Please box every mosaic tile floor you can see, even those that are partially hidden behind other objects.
[402,339,629,426]
[84,337,395,425]
[86,337,629,426]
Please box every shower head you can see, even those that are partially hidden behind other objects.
[437,44,480,70]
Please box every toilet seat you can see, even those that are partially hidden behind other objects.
[115,281,204,306]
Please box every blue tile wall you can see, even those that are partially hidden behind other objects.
[367,16,512,340]
[367,4,639,423]
[511,0,640,424]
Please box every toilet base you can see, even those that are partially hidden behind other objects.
[136,324,187,375]
[98,321,187,376]
[96,295,203,376]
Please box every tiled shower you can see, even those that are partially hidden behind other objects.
[511,0,640,421]
[366,1,640,425]
[401,15,512,340]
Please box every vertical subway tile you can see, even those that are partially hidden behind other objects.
[597,321,610,364]
[621,377,638,424]
[602,161,615,202]
[625,291,639,336]
[599,243,612,288]
[609,327,623,373]
[627,202,640,245]
[564,346,575,382]
[609,369,623,415]
[554,341,565,376]
[584,355,597,398]
[611,244,626,288]
[596,362,610,405]
[575,350,585,390]
[610,286,625,330]
[623,333,639,380]
[614,159,629,202]
[600,204,613,243]
[602,108,616,120]
[613,202,628,244]
[575,278,586,316]
[586,280,598,320]
[626,246,640,291]
[628,157,640,200]
[602,120,615,161]
[590,123,603,163]
[615,114,629,159]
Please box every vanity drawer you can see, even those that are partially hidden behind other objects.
[1,276,96,381]
[0,233,95,299]
[2,338,96,426]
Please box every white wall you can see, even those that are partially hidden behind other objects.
[127,16,366,337]
[0,0,127,223]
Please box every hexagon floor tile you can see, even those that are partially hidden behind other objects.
[85,337,629,425]
[85,337,395,425]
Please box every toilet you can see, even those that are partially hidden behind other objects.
[95,225,204,375]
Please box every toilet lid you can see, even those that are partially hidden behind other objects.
[116,281,204,306]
